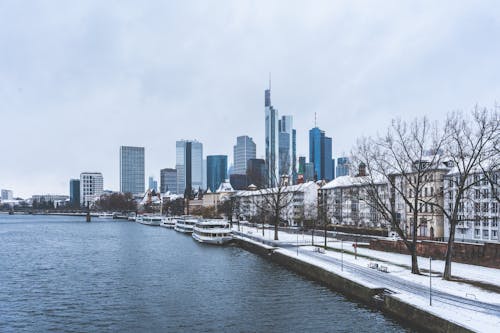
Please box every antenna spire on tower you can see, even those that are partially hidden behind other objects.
[269,72,271,90]
[314,112,317,127]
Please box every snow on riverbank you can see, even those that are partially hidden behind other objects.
[233,225,500,332]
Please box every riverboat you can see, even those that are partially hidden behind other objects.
[174,216,198,234]
[192,219,232,245]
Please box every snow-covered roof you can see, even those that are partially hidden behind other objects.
[321,175,386,189]
[235,181,318,197]
[216,179,234,193]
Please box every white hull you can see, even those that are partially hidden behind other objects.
[192,232,232,245]
[174,225,193,233]
[137,215,163,226]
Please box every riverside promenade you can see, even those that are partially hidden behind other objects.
[233,225,500,333]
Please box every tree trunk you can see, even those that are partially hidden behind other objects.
[324,222,328,249]
[443,222,456,280]
[411,249,419,274]
[274,214,279,240]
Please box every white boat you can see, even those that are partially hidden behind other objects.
[98,212,115,219]
[136,215,163,226]
[192,219,233,245]
[127,213,136,221]
[160,216,176,228]
[174,216,198,234]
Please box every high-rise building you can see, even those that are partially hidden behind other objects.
[207,155,228,192]
[278,115,296,183]
[148,176,158,192]
[246,158,266,188]
[160,168,177,194]
[80,172,103,206]
[336,157,350,177]
[305,163,315,182]
[176,140,203,196]
[120,146,145,195]
[309,127,333,181]
[233,136,256,175]
[69,179,80,207]
[230,174,248,191]
[265,86,279,187]
[1,189,13,201]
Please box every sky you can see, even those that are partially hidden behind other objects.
[1,0,499,198]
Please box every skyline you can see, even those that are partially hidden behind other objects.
[1,1,500,197]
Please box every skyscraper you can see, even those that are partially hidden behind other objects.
[265,85,279,187]
[207,155,228,192]
[233,136,256,175]
[69,179,80,207]
[160,168,177,194]
[309,127,333,181]
[148,176,158,192]
[80,172,103,206]
[120,146,145,195]
[247,158,266,188]
[278,115,296,182]
[336,157,350,177]
[176,140,203,196]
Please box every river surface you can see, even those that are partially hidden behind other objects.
[0,214,415,332]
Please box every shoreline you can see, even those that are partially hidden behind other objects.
[234,235,476,333]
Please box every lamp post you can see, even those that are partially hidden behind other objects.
[429,257,432,306]
[341,240,344,272]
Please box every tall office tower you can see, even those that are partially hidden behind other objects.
[246,158,266,189]
[278,115,296,183]
[336,157,350,177]
[69,179,80,207]
[148,176,158,192]
[292,129,297,184]
[176,140,203,196]
[80,172,103,206]
[160,168,177,194]
[304,163,315,182]
[309,127,333,181]
[265,85,279,187]
[233,136,256,175]
[120,146,145,195]
[207,155,228,192]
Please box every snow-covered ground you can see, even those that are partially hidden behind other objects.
[233,225,500,333]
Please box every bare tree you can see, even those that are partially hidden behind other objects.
[352,117,446,274]
[318,187,334,248]
[433,107,499,280]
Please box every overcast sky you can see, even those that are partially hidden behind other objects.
[1,0,499,198]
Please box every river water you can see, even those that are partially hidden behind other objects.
[0,215,414,332]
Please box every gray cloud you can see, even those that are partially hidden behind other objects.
[1,0,499,197]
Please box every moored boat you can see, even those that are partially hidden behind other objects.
[174,216,198,233]
[160,216,176,228]
[136,215,163,226]
[192,219,232,245]
[98,212,115,219]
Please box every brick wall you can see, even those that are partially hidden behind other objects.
[369,239,500,269]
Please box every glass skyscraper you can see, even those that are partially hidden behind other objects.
[120,146,145,194]
[207,155,228,192]
[265,87,279,187]
[69,179,80,207]
[176,140,203,196]
[160,168,177,194]
[336,157,350,177]
[309,127,333,181]
[233,136,256,175]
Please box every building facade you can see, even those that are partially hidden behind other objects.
[336,157,350,177]
[233,136,256,175]
[120,146,145,195]
[160,168,177,194]
[444,170,499,243]
[265,87,279,187]
[207,155,228,193]
[176,140,203,196]
[309,127,333,181]
[79,172,103,206]
[1,189,13,201]
[69,179,80,207]
[234,181,319,226]
[321,175,389,228]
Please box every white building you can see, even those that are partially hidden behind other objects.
[80,172,104,206]
[444,169,499,243]
[1,189,13,201]
[321,175,389,228]
[234,181,318,226]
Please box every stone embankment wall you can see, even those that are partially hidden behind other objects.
[235,237,474,333]
[370,239,500,269]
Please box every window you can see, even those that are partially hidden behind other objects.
[475,229,480,237]
[483,230,489,237]
[475,189,481,199]
[431,187,434,196]
[475,203,480,213]
[492,231,498,239]
[483,189,489,199]
[424,188,428,196]
[482,203,489,213]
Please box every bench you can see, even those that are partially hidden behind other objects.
[378,265,389,273]
[313,247,325,254]
[368,262,378,269]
